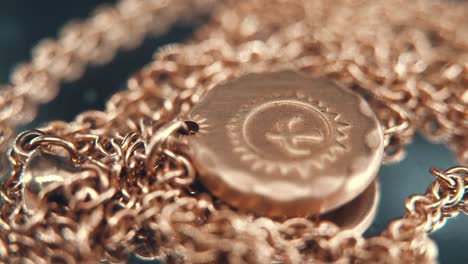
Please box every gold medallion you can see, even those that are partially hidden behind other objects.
[186,71,384,217]
[322,180,379,234]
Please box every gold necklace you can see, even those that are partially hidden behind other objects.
[0,0,467,263]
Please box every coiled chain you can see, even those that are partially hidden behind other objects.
[0,0,467,263]
[0,0,216,178]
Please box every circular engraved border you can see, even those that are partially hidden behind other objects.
[226,90,351,179]
[186,71,384,216]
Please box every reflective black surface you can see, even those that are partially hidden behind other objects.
[0,1,466,263]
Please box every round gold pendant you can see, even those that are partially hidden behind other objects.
[186,71,384,218]
[322,180,379,233]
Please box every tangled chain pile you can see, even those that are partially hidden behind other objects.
[0,0,467,263]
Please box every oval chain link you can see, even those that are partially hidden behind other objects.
[0,0,467,263]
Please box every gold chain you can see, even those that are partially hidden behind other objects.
[0,0,215,178]
[1,0,468,263]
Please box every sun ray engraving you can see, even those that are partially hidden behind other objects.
[227,91,350,178]
[188,114,211,135]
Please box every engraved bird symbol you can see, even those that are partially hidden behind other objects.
[265,116,324,157]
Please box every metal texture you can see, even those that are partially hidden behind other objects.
[0,0,217,178]
[0,0,467,263]
[322,180,379,234]
[187,71,383,217]
[21,149,81,214]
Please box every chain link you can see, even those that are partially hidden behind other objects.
[0,0,216,178]
[0,0,467,263]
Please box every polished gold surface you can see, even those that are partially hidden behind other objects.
[0,0,467,263]
[322,180,379,234]
[21,150,79,213]
[187,71,384,216]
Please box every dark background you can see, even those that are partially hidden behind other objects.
[0,1,466,263]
